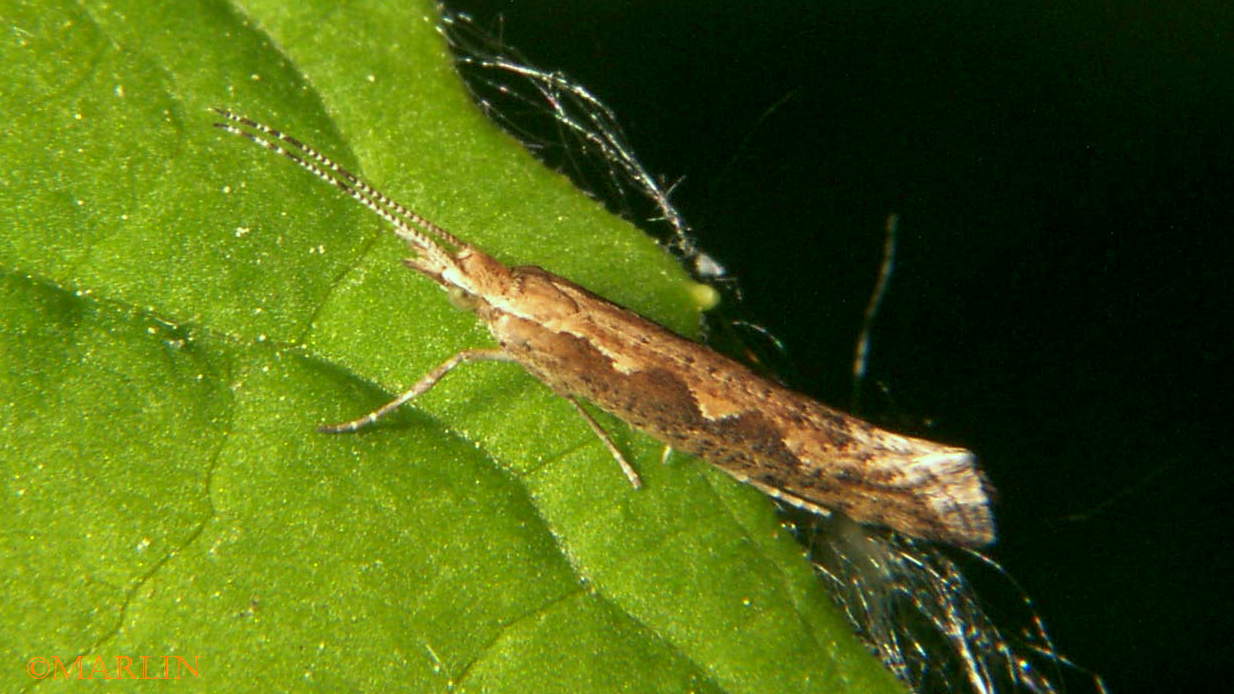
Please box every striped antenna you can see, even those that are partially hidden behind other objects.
[211,108,460,271]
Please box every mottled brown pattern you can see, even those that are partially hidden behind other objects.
[484,268,995,547]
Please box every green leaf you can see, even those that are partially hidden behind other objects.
[0,0,904,691]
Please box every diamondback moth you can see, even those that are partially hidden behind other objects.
[213,108,995,547]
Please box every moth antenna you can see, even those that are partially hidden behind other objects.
[213,108,468,250]
[211,108,456,269]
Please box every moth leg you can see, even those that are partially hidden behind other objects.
[660,445,675,465]
[741,478,834,519]
[318,348,515,433]
[565,396,642,489]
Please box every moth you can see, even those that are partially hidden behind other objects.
[213,108,995,548]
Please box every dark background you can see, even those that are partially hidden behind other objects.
[443,2,1231,692]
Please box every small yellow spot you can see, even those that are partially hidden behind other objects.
[447,286,478,311]
[685,281,721,312]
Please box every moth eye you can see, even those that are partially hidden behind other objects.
[447,286,480,311]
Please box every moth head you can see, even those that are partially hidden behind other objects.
[435,246,512,307]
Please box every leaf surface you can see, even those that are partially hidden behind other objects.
[0,1,904,691]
